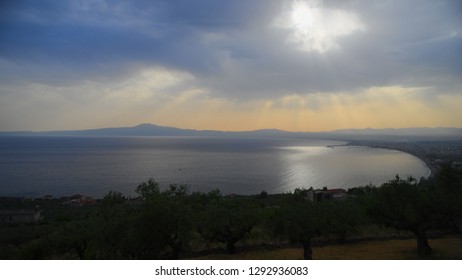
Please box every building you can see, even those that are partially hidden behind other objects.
[62,194,96,206]
[307,188,348,202]
[0,209,42,224]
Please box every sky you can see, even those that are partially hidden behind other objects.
[0,0,461,132]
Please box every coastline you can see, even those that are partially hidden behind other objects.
[345,141,438,177]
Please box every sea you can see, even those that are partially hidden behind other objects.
[0,136,431,198]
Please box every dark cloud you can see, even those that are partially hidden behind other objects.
[0,0,461,99]
[198,0,462,98]
[0,0,283,85]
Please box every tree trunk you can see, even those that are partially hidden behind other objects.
[338,230,347,244]
[74,243,85,260]
[169,241,182,260]
[226,241,236,254]
[414,230,432,257]
[303,241,313,260]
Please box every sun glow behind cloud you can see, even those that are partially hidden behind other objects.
[275,0,366,53]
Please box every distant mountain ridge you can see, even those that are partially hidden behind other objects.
[331,127,462,136]
[1,123,461,141]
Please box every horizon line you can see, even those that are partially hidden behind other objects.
[1,122,462,134]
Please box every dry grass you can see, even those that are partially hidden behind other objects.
[192,235,462,260]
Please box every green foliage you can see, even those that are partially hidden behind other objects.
[367,176,424,229]
[364,175,435,256]
[133,182,194,259]
[271,190,366,259]
[102,191,126,205]
[347,184,377,196]
[292,188,311,201]
[364,166,462,254]
[85,194,135,259]
[257,190,268,199]
[321,199,366,243]
[197,195,257,254]
[425,163,462,230]
[1,169,460,260]
[48,220,94,259]
[274,194,326,259]
[135,178,160,199]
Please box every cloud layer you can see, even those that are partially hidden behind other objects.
[1,0,461,131]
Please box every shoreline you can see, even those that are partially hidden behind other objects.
[345,141,438,177]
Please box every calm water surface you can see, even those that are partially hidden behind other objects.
[0,136,430,197]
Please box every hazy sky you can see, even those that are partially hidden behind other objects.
[1,0,461,131]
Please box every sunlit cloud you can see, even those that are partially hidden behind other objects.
[1,62,461,132]
[274,0,366,53]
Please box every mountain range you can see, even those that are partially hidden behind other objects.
[1,123,462,141]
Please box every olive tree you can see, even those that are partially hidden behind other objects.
[365,176,435,257]
[197,193,257,254]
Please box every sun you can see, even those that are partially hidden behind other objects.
[277,0,366,53]
[291,1,316,30]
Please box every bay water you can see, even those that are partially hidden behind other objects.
[0,136,430,197]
